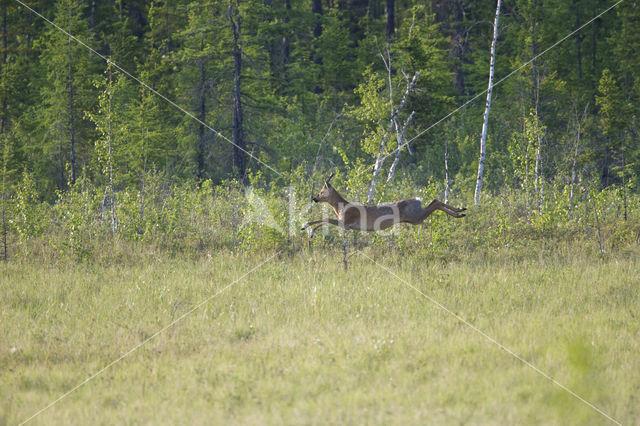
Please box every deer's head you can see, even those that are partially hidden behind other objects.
[312,173,335,203]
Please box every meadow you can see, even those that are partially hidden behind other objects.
[2,200,639,425]
[3,0,640,423]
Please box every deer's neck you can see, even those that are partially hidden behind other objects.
[327,190,349,215]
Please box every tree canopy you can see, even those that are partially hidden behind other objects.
[0,0,638,201]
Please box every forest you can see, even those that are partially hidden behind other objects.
[0,0,640,258]
[2,1,640,424]
[0,0,637,254]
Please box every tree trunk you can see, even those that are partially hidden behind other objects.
[1,142,8,261]
[386,110,415,183]
[474,0,501,206]
[68,32,76,186]
[367,55,417,203]
[89,0,96,28]
[444,138,450,204]
[139,129,148,231]
[228,2,246,181]
[385,0,395,41]
[569,110,583,216]
[106,67,117,237]
[368,48,394,203]
[312,0,323,39]
[197,38,206,181]
[601,144,611,187]
[531,0,541,212]
[622,152,627,221]
[536,146,544,212]
[59,123,64,187]
[451,0,467,93]
[592,0,597,75]
[368,133,390,203]
[590,0,599,98]
[533,76,543,213]
[367,57,420,203]
[312,0,323,93]
[0,2,6,260]
[1,0,6,135]
[574,0,582,81]
[386,73,418,185]
[282,0,291,75]
[531,0,537,102]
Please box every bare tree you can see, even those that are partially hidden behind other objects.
[368,48,418,203]
[569,103,589,216]
[386,109,415,183]
[474,0,501,206]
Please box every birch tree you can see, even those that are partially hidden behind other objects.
[474,0,501,206]
[366,48,418,203]
[569,103,589,216]
[86,62,123,237]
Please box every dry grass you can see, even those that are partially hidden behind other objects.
[1,243,639,425]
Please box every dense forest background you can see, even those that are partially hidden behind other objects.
[0,0,638,256]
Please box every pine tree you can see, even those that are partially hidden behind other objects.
[174,0,231,181]
[136,0,188,178]
[36,0,99,189]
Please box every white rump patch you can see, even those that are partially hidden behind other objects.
[415,197,422,203]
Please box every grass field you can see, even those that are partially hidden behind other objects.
[1,243,639,425]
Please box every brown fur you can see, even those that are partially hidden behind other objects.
[302,176,465,237]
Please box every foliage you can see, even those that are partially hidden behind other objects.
[0,0,637,261]
[1,4,639,422]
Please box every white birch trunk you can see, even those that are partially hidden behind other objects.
[534,131,543,211]
[368,70,418,202]
[533,73,544,213]
[386,110,415,183]
[474,0,501,206]
[569,138,578,216]
[368,131,391,204]
[569,104,588,217]
[367,49,394,204]
[444,138,450,204]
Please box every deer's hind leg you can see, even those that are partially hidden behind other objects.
[420,199,466,220]
[439,200,466,213]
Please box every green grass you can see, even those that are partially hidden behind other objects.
[1,246,639,425]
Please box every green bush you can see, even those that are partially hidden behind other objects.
[1,168,637,262]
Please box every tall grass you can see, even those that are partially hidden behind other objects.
[1,176,638,423]
[4,171,639,262]
[1,243,638,424]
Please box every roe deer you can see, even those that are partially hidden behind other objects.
[302,173,466,237]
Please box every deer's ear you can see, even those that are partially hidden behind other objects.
[325,172,335,186]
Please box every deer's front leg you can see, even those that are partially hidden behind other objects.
[301,218,341,238]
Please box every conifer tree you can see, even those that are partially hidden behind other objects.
[37,0,99,188]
